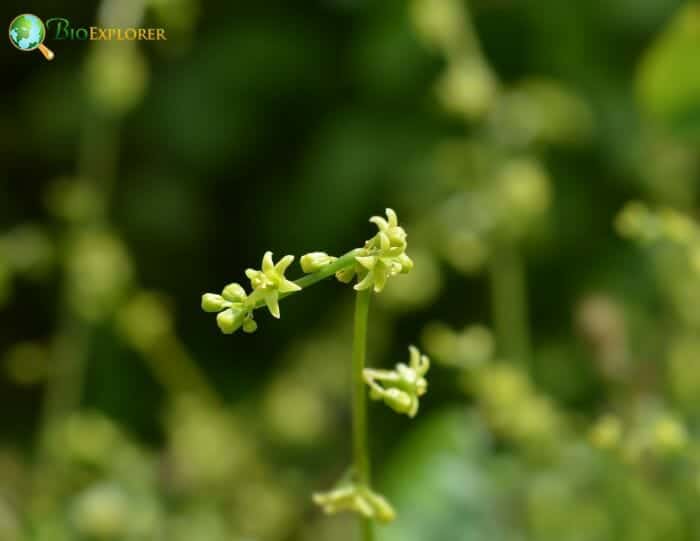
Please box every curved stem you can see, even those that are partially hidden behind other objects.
[352,288,373,541]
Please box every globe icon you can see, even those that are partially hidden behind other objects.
[8,14,54,60]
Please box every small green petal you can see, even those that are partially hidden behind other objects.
[265,290,281,318]
[278,278,302,293]
[274,254,295,274]
[355,255,376,270]
[369,215,389,231]
[385,208,398,228]
[378,232,390,251]
[373,266,388,292]
[262,251,274,273]
[354,270,374,291]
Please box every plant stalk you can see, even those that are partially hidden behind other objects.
[352,288,373,541]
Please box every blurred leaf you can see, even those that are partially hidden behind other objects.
[637,3,700,139]
[379,408,518,541]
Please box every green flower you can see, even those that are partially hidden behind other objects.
[245,251,301,319]
[313,483,395,523]
[363,346,430,417]
[343,208,413,293]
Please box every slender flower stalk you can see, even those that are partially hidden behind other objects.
[352,288,373,541]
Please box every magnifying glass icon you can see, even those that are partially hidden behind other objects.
[8,14,55,61]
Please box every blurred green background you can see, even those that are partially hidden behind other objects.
[3,0,700,539]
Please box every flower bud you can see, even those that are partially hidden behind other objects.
[382,388,413,415]
[216,308,241,334]
[201,293,226,313]
[242,317,258,334]
[300,252,337,273]
[221,282,246,302]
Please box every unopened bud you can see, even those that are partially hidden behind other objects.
[382,388,413,414]
[216,308,241,334]
[242,317,258,334]
[201,293,226,313]
[221,282,246,302]
[300,252,337,273]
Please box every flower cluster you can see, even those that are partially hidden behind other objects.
[201,251,300,334]
[337,208,413,293]
[312,483,395,523]
[363,346,430,418]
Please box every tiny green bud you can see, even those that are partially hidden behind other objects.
[242,317,258,334]
[382,388,414,414]
[221,282,246,302]
[216,308,241,334]
[300,252,337,273]
[201,293,226,313]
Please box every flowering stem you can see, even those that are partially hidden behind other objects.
[489,240,531,366]
[249,249,362,311]
[352,288,373,541]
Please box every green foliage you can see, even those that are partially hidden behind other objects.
[637,3,700,139]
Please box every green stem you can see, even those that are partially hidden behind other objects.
[488,240,531,367]
[352,288,373,541]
